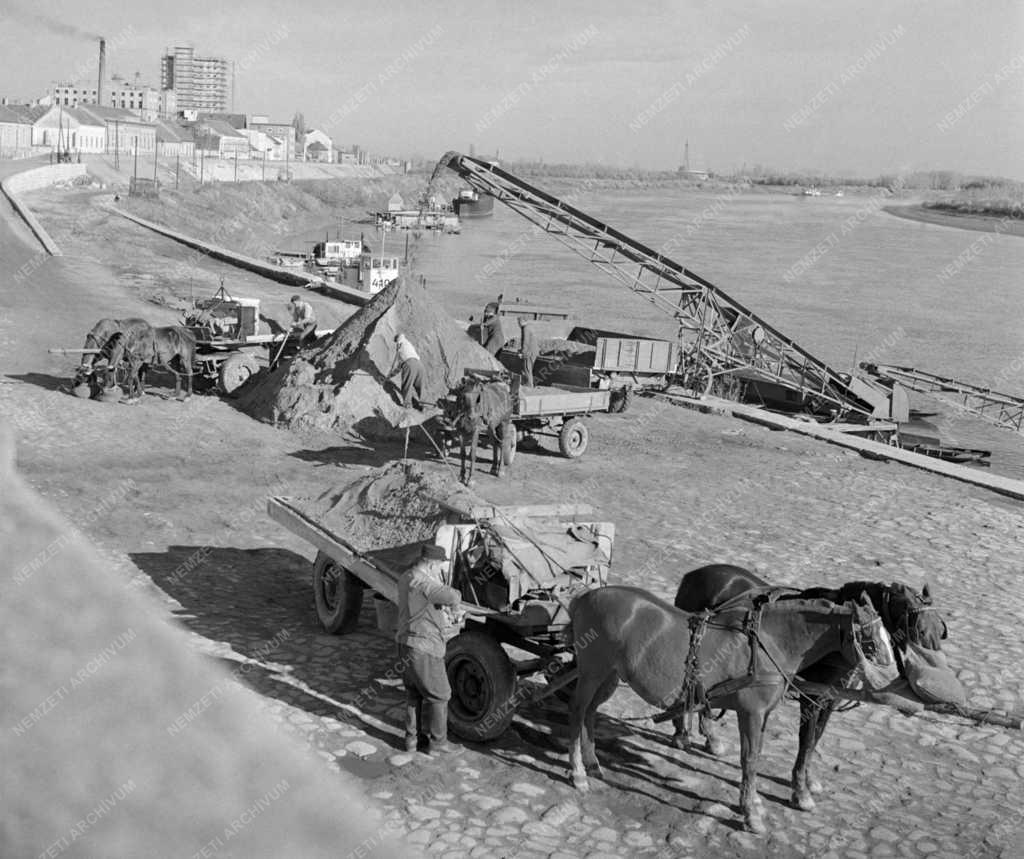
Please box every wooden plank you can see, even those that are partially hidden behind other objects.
[657,393,1024,502]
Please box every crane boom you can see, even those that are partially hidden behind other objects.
[434,151,898,422]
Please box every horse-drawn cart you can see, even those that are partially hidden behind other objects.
[267,466,615,741]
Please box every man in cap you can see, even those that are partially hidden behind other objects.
[289,295,317,346]
[395,543,464,755]
[478,301,508,356]
[389,332,424,409]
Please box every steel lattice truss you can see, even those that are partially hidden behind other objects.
[436,152,879,420]
[863,363,1024,434]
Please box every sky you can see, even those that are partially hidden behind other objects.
[2,0,1022,178]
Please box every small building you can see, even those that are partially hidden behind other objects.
[248,120,295,161]
[0,105,33,157]
[303,128,333,163]
[30,105,106,154]
[387,192,405,213]
[305,141,329,163]
[194,118,248,158]
[155,119,194,158]
[77,105,157,154]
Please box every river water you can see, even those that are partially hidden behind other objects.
[305,187,1024,479]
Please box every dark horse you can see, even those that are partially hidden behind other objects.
[108,325,196,400]
[75,318,152,385]
[453,375,513,485]
[673,564,947,811]
[568,585,887,834]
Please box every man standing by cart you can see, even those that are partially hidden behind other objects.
[479,301,508,356]
[396,544,464,755]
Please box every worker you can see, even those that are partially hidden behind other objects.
[289,295,317,346]
[395,544,463,755]
[389,332,424,409]
[479,302,508,356]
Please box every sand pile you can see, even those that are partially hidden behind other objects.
[299,461,483,554]
[238,277,502,437]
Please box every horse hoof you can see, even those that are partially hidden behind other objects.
[808,777,824,795]
[792,791,815,812]
[585,763,604,780]
[705,738,726,757]
[744,812,767,835]
[571,775,590,793]
[670,734,689,751]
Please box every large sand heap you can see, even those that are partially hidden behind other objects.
[238,277,501,437]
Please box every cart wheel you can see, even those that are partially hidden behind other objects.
[313,551,364,634]
[558,419,589,459]
[446,629,517,741]
[218,352,260,395]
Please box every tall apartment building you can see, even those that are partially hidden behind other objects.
[160,45,231,113]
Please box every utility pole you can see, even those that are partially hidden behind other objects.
[261,150,266,182]
[233,149,238,182]
[176,153,180,189]
[153,140,158,185]
[133,136,139,181]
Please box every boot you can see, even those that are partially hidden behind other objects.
[428,739,462,756]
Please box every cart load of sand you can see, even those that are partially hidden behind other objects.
[238,277,502,437]
[297,461,483,568]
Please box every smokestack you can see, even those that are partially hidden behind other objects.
[97,38,106,106]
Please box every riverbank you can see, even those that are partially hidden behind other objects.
[5,176,1024,856]
[884,203,1024,237]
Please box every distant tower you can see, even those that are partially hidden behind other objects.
[683,140,690,173]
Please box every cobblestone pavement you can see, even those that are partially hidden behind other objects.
[6,375,1024,858]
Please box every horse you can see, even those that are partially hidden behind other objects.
[567,585,887,834]
[109,325,196,400]
[75,318,152,384]
[453,375,513,485]
[672,564,947,811]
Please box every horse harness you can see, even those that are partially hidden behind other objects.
[652,592,870,728]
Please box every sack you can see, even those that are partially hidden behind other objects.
[903,642,967,706]
[852,624,900,692]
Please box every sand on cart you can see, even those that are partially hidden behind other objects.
[299,461,483,555]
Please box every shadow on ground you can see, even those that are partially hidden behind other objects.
[6,371,70,392]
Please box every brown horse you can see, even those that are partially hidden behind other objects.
[109,325,196,400]
[453,375,513,485]
[75,318,152,384]
[672,564,944,811]
[567,585,887,834]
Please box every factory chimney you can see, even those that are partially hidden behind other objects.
[97,38,107,106]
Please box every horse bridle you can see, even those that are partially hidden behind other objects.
[881,587,947,648]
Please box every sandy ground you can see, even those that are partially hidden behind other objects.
[884,204,1024,238]
[4,172,1024,857]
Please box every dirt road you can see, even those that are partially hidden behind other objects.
[3,173,1024,858]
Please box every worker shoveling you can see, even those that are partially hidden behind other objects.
[238,277,502,437]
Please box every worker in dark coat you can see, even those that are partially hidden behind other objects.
[479,302,508,356]
[396,544,463,755]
